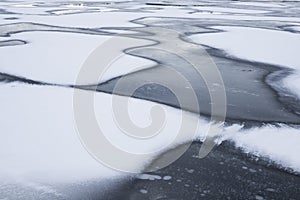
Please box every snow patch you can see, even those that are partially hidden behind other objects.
[0,32,155,85]
[190,26,300,100]
[221,124,300,173]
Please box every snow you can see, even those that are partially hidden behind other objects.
[0,83,209,183]
[189,26,300,99]
[15,12,145,28]
[6,83,286,185]
[190,26,300,69]
[0,32,155,85]
[221,124,300,173]
[1,0,300,197]
[0,83,121,183]
[232,2,286,8]
[194,6,269,14]
[162,175,172,180]
[0,82,200,196]
[291,26,300,32]
[188,12,300,22]
[282,72,300,101]
[137,174,162,180]
[3,2,294,29]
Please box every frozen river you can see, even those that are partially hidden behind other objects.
[0,0,300,199]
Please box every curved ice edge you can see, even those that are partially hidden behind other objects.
[192,43,300,117]
[266,69,300,115]
[282,71,300,109]
[188,26,300,113]
[139,118,300,175]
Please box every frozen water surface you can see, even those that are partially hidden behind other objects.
[0,0,300,199]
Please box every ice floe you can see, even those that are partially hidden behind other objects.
[190,26,300,99]
[0,32,155,85]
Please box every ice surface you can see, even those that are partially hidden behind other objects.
[221,124,300,173]
[283,72,300,101]
[232,1,286,8]
[190,26,300,69]
[194,6,269,14]
[0,84,121,183]
[0,83,211,183]
[290,26,300,32]
[190,26,300,99]
[0,82,200,197]
[0,32,155,85]
[2,82,299,196]
[1,0,300,198]
[5,83,300,193]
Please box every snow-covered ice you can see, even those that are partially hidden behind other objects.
[190,26,300,100]
[1,0,300,198]
[190,26,300,69]
[221,124,300,173]
[0,32,155,85]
